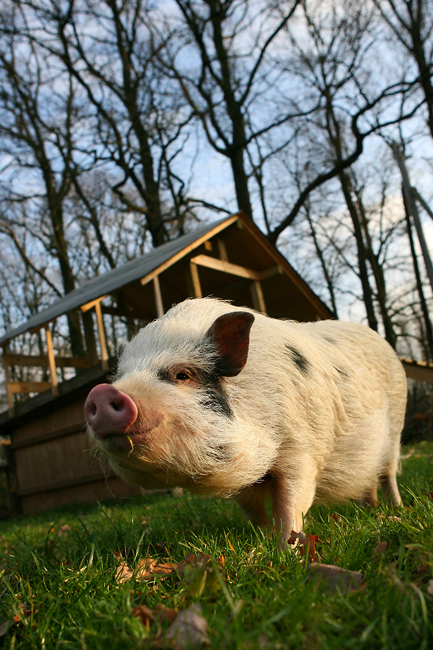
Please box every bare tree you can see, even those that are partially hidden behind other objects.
[0,5,91,354]
[373,0,433,139]
[37,0,196,247]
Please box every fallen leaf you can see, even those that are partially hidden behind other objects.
[288,531,319,562]
[373,541,388,554]
[165,604,210,649]
[331,513,342,523]
[427,579,433,595]
[388,516,402,523]
[115,561,134,584]
[115,556,176,584]
[136,557,176,580]
[308,563,363,593]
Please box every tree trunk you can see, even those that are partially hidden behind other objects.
[403,190,433,361]
[338,170,379,331]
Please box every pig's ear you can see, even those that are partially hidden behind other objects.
[205,311,255,377]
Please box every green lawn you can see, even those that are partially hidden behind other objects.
[0,442,433,649]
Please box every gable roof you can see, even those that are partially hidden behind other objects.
[0,213,331,345]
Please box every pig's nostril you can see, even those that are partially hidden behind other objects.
[111,401,122,412]
[88,402,97,417]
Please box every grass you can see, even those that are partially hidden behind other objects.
[0,442,433,649]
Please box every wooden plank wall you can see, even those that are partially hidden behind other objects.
[9,395,142,514]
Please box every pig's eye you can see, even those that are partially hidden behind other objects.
[176,371,191,381]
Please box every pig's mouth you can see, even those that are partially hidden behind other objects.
[101,431,146,452]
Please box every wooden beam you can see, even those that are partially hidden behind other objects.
[204,240,213,251]
[250,281,267,314]
[139,215,239,287]
[153,276,164,317]
[259,265,284,281]
[81,296,107,313]
[15,470,114,497]
[234,212,332,319]
[11,423,85,450]
[190,254,262,280]
[9,381,52,395]
[190,263,202,298]
[401,359,433,383]
[94,302,109,370]
[45,326,58,396]
[2,353,90,369]
[217,239,228,261]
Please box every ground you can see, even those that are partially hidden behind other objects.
[0,442,432,649]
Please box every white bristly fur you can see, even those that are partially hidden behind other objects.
[87,298,407,550]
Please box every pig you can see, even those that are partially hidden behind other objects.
[84,297,407,550]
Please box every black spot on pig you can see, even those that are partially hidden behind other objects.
[198,369,234,419]
[157,368,172,383]
[157,366,233,418]
[285,344,310,374]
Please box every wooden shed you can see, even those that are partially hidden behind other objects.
[0,212,332,514]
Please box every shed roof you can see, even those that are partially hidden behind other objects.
[0,218,232,345]
[0,212,331,345]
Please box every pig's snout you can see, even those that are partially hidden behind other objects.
[85,384,138,437]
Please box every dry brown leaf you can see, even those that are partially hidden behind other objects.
[427,579,433,596]
[116,556,176,584]
[288,531,319,562]
[331,513,342,523]
[165,604,210,649]
[115,561,134,584]
[388,516,402,523]
[373,541,388,554]
[308,563,363,593]
[136,557,176,580]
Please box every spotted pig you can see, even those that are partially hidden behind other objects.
[84,298,407,549]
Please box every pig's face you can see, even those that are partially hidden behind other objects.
[85,306,257,495]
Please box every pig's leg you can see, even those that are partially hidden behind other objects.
[360,481,378,508]
[379,442,402,506]
[235,483,272,528]
[271,460,317,551]
[380,474,402,506]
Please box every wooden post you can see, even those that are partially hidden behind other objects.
[250,281,267,314]
[153,276,164,317]
[2,345,14,416]
[190,262,202,298]
[217,239,228,261]
[94,302,109,370]
[45,326,58,396]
